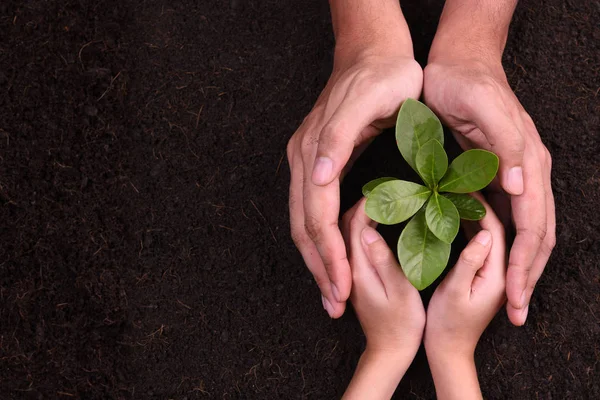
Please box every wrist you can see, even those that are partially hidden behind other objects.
[360,348,412,384]
[428,0,517,65]
[363,346,415,367]
[343,347,413,400]
[331,0,414,66]
[426,347,482,400]
[425,343,475,367]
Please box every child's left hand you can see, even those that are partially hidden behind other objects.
[341,198,425,360]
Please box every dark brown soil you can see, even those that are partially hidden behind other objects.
[0,1,598,399]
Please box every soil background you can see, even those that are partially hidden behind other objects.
[1,0,599,399]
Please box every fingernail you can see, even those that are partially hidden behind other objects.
[506,167,524,195]
[331,283,341,302]
[362,228,380,245]
[321,295,334,317]
[312,157,333,185]
[475,230,491,246]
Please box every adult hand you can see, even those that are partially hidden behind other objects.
[287,0,422,318]
[424,47,555,326]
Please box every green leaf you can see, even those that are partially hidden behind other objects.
[396,99,444,172]
[425,193,460,243]
[365,180,431,225]
[398,211,451,291]
[362,177,397,197]
[443,193,487,221]
[438,150,499,193]
[415,139,448,189]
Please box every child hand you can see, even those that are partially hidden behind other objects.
[341,199,426,399]
[425,194,506,357]
[342,198,425,359]
[424,194,506,399]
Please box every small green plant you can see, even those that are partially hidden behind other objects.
[362,99,498,290]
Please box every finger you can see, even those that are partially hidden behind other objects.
[311,90,386,186]
[360,227,409,296]
[289,137,345,318]
[342,197,377,248]
[302,170,352,304]
[469,193,506,290]
[347,200,386,297]
[505,134,547,325]
[530,146,556,284]
[341,199,363,246]
[351,198,398,291]
[300,107,356,305]
[469,95,525,195]
[444,230,492,296]
[507,135,554,325]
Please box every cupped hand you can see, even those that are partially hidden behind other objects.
[423,60,555,326]
[287,48,423,318]
[341,198,425,356]
[425,193,506,357]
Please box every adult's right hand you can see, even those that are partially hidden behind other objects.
[287,9,423,318]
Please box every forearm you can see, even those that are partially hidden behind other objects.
[426,350,482,400]
[429,0,518,63]
[342,349,412,400]
[330,0,413,60]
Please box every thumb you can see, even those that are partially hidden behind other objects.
[472,102,525,196]
[445,230,492,294]
[361,227,405,289]
[312,99,382,186]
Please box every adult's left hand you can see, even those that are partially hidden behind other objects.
[423,59,555,326]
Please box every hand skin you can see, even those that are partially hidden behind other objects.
[341,199,425,399]
[424,0,556,325]
[287,0,423,318]
[425,194,507,400]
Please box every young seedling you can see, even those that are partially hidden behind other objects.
[362,99,498,290]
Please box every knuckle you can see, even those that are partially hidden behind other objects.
[369,245,389,267]
[460,247,483,268]
[354,71,379,93]
[300,133,317,154]
[512,134,526,154]
[518,225,547,245]
[320,121,347,147]
[466,78,498,110]
[542,234,556,256]
[304,215,322,241]
[290,227,309,249]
